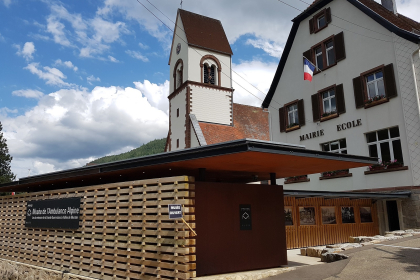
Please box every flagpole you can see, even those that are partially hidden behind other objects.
[303,56,323,73]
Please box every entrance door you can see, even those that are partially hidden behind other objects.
[386,200,400,231]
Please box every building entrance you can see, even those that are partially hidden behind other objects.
[386,200,400,231]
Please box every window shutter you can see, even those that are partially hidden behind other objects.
[326,8,332,23]
[384,63,398,98]
[334,32,346,62]
[353,76,365,108]
[311,94,320,122]
[303,49,313,64]
[298,99,305,126]
[309,18,314,34]
[336,84,346,114]
[279,107,286,132]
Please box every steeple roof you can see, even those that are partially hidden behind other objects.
[178,9,233,55]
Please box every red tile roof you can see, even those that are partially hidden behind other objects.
[358,0,420,33]
[198,103,269,145]
[179,9,233,55]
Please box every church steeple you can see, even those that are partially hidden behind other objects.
[166,10,234,152]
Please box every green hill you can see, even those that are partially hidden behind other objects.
[87,138,166,165]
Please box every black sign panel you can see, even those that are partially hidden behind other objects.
[240,204,252,230]
[25,198,81,230]
[168,204,183,219]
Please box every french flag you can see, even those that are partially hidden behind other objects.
[303,57,316,82]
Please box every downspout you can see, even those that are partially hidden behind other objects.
[411,47,420,115]
[267,109,273,142]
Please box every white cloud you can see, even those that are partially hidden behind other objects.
[87,75,101,85]
[47,16,72,47]
[2,0,11,7]
[15,42,36,61]
[0,33,4,42]
[2,83,169,178]
[246,39,284,58]
[108,55,119,62]
[54,59,78,71]
[134,80,169,114]
[42,3,131,59]
[126,50,149,62]
[0,108,18,115]
[232,60,278,107]
[138,42,149,49]
[24,62,70,87]
[12,89,44,99]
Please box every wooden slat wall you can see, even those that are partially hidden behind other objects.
[0,176,196,280]
[285,197,379,249]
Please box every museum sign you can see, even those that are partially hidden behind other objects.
[25,197,81,230]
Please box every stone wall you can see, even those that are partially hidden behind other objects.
[401,189,420,229]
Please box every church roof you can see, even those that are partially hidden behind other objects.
[179,9,233,55]
[198,103,269,145]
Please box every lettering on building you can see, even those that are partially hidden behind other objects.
[300,130,325,141]
[337,119,362,131]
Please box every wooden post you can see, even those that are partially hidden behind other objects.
[270,173,277,185]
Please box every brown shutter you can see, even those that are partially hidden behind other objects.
[298,99,305,126]
[334,32,346,62]
[311,94,320,122]
[353,76,365,108]
[279,107,286,132]
[336,84,346,114]
[309,18,314,34]
[326,8,332,23]
[303,49,313,64]
[384,63,398,98]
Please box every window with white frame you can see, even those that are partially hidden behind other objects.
[317,15,326,29]
[287,103,299,127]
[366,127,403,164]
[366,71,385,99]
[322,89,336,115]
[315,46,323,70]
[321,139,347,154]
[325,41,335,66]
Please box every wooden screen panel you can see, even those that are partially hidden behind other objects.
[0,176,196,280]
[284,196,379,249]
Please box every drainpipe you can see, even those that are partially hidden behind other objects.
[267,109,273,142]
[411,48,420,115]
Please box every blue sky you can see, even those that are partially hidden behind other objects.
[0,0,419,179]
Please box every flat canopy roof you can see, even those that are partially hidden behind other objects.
[284,190,411,200]
[0,139,377,193]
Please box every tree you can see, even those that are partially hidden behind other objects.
[0,121,16,184]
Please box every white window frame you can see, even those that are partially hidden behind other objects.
[366,128,401,163]
[326,41,334,66]
[317,15,326,29]
[322,139,347,154]
[287,104,299,126]
[315,47,323,70]
[366,71,384,99]
[322,89,336,114]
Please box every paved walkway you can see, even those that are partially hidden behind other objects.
[268,235,420,280]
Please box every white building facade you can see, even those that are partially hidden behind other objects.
[263,0,420,231]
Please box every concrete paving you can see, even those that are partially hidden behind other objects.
[268,235,420,280]
[286,249,324,267]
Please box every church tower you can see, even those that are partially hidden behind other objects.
[166,9,234,152]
